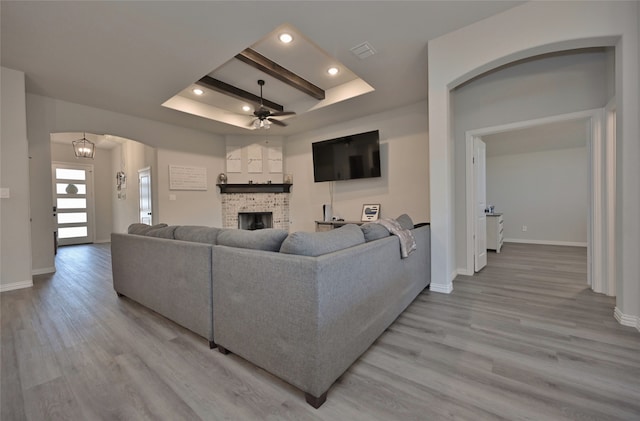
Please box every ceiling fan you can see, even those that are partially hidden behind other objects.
[250,79,295,129]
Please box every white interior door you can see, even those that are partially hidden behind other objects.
[138,167,152,225]
[52,162,94,246]
[474,137,487,271]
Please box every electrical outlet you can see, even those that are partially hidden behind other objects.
[522,225,528,232]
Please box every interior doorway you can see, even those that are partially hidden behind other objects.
[138,167,153,225]
[465,108,616,296]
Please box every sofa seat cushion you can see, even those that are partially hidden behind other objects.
[361,223,390,242]
[217,228,289,252]
[128,223,167,235]
[174,226,222,244]
[280,224,365,256]
[145,225,178,239]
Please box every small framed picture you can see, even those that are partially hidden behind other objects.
[361,204,381,222]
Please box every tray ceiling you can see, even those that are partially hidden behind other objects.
[163,24,373,130]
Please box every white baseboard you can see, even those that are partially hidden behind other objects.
[504,238,587,247]
[94,239,111,244]
[456,268,474,276]
[32,267,56,276]
[0,279,34,292]
[614,307,640,332]
[430,282,453,294]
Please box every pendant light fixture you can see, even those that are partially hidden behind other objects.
[72,132,95,159]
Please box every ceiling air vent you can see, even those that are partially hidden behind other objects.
[350,42,377,59]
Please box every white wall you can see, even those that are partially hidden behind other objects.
[156,148,225,226]
[428,1,640,323]
[487,146,588,246]
[26,94,225,273]
[452,49,609,267]
[224,135,285,185]
[637,0,640,332]
[1,67,33,290]
[286,101,429,232]
[50,141,113,243]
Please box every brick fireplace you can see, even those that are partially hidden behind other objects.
[221,192,290,230]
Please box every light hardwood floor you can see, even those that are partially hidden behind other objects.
[2,242,639,420]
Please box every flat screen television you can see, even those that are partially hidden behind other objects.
[312,130,381,182]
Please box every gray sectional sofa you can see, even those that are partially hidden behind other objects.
[111,224,224,349]
[110,217,430,408]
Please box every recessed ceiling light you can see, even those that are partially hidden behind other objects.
[242,105,251,112]
[193,88,204,96]
[327,67,339,76]
[279,33,293,44]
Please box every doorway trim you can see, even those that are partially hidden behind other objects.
[463,108,615,296]
[138,166,153,225]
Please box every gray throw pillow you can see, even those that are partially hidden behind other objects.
[145,225,178,239]
[174,226,222,244]
[279,224,365,256]
[217,228,289,252]
[396,214,414,230]
[361,223,390,242]
[128,223,167,235]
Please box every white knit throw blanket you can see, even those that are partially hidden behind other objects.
[375,218,417,258]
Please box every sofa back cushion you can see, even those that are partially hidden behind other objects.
[174,226,222,244]
[360,223,390,242]
[145,225,178,239]
[279,224,365,256]
[396,214,414,230]
[128,223,167,235]
[217,228,289,252]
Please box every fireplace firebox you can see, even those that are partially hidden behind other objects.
[238,212,273,230]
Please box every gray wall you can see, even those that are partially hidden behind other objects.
[451,48,611,268]
[487,146,588,245]
[285,100,429,232]
[111,139,158,234]
[1,67,32,289]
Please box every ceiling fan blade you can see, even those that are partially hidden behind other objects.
[269,111,296,117]
[267,117,287,127]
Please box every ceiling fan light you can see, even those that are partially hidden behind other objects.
[254,119,271,129]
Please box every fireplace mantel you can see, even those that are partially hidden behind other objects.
[217,183,292,194]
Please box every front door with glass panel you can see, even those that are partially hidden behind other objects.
[52,163,94,245]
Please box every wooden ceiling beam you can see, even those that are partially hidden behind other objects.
[196,76,284,112]
[235,48,326,101]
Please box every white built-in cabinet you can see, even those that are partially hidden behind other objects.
[486,213,504,253]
